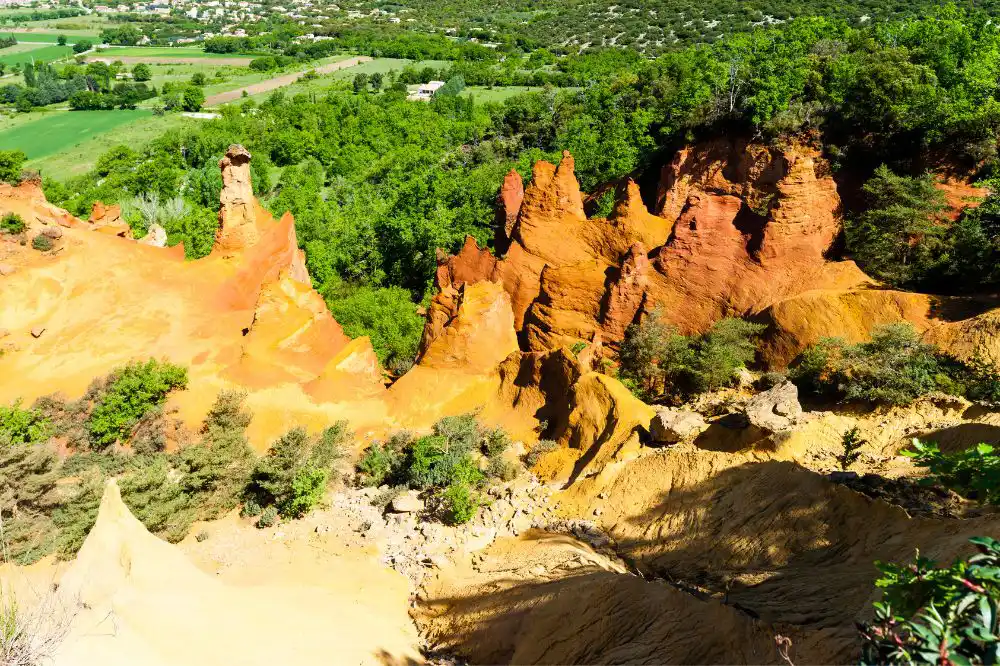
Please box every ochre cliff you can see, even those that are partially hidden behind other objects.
[425,139,999,369]
[0,145,385,446]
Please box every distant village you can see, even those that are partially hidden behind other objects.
[0,0,421,43]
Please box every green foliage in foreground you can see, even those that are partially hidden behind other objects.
[87,360,188,450]
[790,323,1000,406]
[356,414,515,524]
[619,310,764,401]
[904,440,1000,505]
[0,387,256,564]
[859,537,1000,665]
[0,401,50,446]
[244,422,349,519]
[0,149,24,184]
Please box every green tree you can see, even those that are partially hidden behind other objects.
[181,85,205,112]
[846,166,949,286]
[72,39,92,54]
[0,149,25,184]
[57,35,66,46]
[352,72,369,93]
[132,63,151,82]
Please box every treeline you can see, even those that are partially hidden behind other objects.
[0,35,16,50]
[205,28,499,62]
[0,7,84,23]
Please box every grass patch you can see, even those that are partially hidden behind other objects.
[4,31,95,43]
[0,43,70,66]
[0,109,151,160]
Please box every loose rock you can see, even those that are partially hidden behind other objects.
[744,381,802,433]
[650,407,707,444]
[390,490,425,514]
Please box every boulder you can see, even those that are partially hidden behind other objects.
[0,263,13,276]
[139,223,168,247]
[744,381,802,433]
[649,408,707,444]
[41,226,63,240]
[390,490,425,514]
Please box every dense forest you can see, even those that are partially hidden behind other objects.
[43,7,1000,369]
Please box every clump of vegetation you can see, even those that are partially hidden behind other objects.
[324,283,425,376]
[789,323,1000,406]
[837,427,865,471]
[0,212,24,235]
[619,309,764,401]
[0,400,50,446]
[859,537,1000,664]
[244,422,350,519]
[525,439,558,467]
[30,234,53,252]
[0,383,259,564]
[845,166,948,288]
[356,415,515,524]
[87,359,188,450]
[904,440,1000,505]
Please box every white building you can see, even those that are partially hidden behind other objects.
[407,80,445,101]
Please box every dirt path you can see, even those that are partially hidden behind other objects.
[204,56,372,106]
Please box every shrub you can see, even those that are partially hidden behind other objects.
[619,310,763,400]
[355,415,501,524]
[837,427,865,471]
[87,359,188,450]
[0,400,50,445]
[0,150,25,184]
[903,440,1000,504]
[441,481,478,525]
[525,439,558,467]
[859,537,1000,664]
[31,234,53,252]
[790,323,953,405]
[245,423,348,519]
[257,505,278,528]
[0,212,24,235]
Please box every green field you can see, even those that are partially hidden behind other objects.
[0,110,153,161]
[329,58,450,80]
[0,43,71,67]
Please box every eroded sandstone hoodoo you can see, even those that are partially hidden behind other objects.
[214,144,260,252]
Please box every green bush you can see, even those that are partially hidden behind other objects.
[31,234,53,252]
[789,323,1000,406]
[441,481,478,525]
[619,310,763,400]
[859,537,1000,664]
[356,415,504,524]
[325,284,424,375]
[87,359,188,450]
[0,212,24,235]
[525,439,558,467]
[0,150,25,184]
[0,400,50,445]
[904,440,1000,505]
[245,423,348,519]
[257,505,278,528]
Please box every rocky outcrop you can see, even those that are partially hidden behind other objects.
[494,168,524,251]
[214,144,260,253]
[89,200,131,237]
[422,141,871,359]
[744,381,802,433]
[650,407,707,444]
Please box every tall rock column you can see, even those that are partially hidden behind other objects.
[214,144,259,252]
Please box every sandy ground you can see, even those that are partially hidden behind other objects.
[204,56,372,106]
